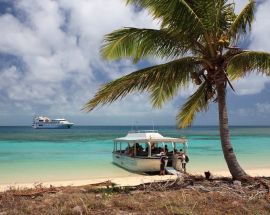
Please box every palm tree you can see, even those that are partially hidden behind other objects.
[83,0,270,179]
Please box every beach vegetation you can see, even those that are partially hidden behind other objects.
[1,176,269,214]
[83,0,270,180]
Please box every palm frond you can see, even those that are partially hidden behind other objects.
[227,51,270,79]
[166,0,215,56]
[126,0,206,36]
[83,57,202,112]
[101,28,191,63]
[229,0,255,41]
[125,0,235,57]
[193,0,223,31]
[149,57,203,108]
[177,82,210,128]
[169,0,205,31]
[220,2,236,31]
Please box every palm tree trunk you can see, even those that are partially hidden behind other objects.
[216,83,247,180]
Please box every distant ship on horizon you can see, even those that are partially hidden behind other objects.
[32,116,74,129]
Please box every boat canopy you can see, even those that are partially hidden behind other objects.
[114,130,187,143]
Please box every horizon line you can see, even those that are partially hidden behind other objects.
[0,125,269,127]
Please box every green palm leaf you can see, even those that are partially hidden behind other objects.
[227,51,270,79]
[126,0,206,36]
[229,0,255,41]
[101,28,192,63]
[149,57,203,108]
[83,57,202,112]
[192,0,223,31]
[177,82,210,128]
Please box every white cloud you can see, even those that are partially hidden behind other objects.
[233,0,249,14]
[235,102,270,117]
[233,74,270,95]
[0,0,269,125]
[232,0,270,96]
[0,0,162,124]
[249,0,270,52]
[256,102,270,114]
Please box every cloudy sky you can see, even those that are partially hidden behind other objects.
[0,0,269,126]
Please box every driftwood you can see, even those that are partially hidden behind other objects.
[11,181,113,197]
[89,180,113,187]
[12,185,60,197]
[13,189,46,197]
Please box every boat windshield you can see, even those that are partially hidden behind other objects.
[114,140,187,157]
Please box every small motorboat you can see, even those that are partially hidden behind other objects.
[112,130,188,173]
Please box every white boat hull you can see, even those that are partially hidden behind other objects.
[32,116,74,129]
[112,153,166,172]
[32,123,73,129]
[112,131,187,173]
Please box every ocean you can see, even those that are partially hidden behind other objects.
[0,126,269,184]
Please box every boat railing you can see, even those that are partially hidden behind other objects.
[128,130,158,133]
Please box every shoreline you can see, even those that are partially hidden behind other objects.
[0,175,178,192]
[1,167,270,192]
[189,167,270,177]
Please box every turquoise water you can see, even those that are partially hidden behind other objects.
[0,126,270,184]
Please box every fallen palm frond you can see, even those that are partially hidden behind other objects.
[88,180,113,187]
[12,185,60,198]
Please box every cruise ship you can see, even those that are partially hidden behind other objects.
[32,116,74,129]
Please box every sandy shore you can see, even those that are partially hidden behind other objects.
[213,168,270,177]
[188,168,270,178]
[0,175,178,192]
[1,168,269,192]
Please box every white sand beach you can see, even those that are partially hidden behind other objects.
[0,175,178,192]
[1,168,269,193]
[213,168,270,177]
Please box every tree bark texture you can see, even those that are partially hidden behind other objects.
[216,82,248,180]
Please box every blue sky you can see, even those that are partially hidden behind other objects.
[0,0,269,126]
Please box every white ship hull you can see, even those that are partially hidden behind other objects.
[32,123,73,129]
[32,116,74,129]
